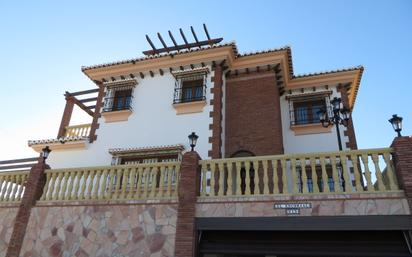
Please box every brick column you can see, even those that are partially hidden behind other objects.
[391,136,412,212]
[174,151,201,257]
[6,158,49,257]
[57,94,75,138]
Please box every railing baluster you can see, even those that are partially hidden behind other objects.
[262,160,269,195]
[291,158,298,194]
[150,166,158,198]
[173,165,180,197]
[340,154,351,193]
[127,167,136,199]
[158,166,165,198]
[0,175,6,201]
[143,167,149,198]
[350,154,364,192]
[252,160,259,195]
[371,154,384,191]
[300,159,308,194]
[47,172,57,201]
[101,169,109,200]
[310,157,319,193]
[210,164,216,196]
[200,163,207,196]
[80,170,88,200]
[281,159,287,194]
[16,174,25,201]
[330,156,341,193]
[92,169,102,200]
[235,162,242,196]
[10,175,18,202]
[120,168,129,200]
[383,152,397,190]
[60,171,69,200]
[72,171,80,200]
[320,157,330,193]
[134,167,143,199]
[245,161,251,196]
[361,154,374,192]
[271,159,279,194]
[114,169,122,199]
[166,165,172,197]
[227,162,233,196]
[218,162,224,196]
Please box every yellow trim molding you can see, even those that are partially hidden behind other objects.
[31,141,87,152]
[173,100,207,115]
[101,109,132,123]
[291,123,332,136]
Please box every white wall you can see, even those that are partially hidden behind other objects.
[48,68,214,168]
[281,86,349,154]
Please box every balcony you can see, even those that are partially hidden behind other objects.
[0,148,404,204]
[28,124,92,152]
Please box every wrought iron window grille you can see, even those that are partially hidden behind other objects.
[173,73,207,104]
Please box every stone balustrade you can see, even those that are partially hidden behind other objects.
[0,171,29,202]
[199,148,399,197]
[64,123,91,137]
[39,162,180,202]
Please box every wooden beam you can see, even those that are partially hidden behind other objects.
[190,26,199,43]
[79,97,97,103]
[190,64,195,69]
[180,66,184,71]
[120,75,125,80]
[168,30,178,47]
[0,157,37,165]
[0,163,35,171]
[145,34,157,51]
[143,37,223,55]
[157,32,168,49]
[102,78,107,82]
[71,96,95,117]
[203,23,211,41]
[201,62,205,67]
[111,77,116,81]
[69,88,99,96]
[179,28,189,47]
[87,105,96,109]
[149,70,154,77]
[169,67,173,73]
[139,72,145,79]
[159,69,164,76]
[129,73,135,78]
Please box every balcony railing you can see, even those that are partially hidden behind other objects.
[103,96,133,112]
[64,124,91,138]
[199,148,399,197]
[39,162,180,202]
[0,171,29,202]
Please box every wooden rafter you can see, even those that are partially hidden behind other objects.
[143,24,223,56]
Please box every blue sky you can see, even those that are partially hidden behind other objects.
[0,0,411,159]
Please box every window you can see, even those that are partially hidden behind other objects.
[102,79,137,113]
[291,98,326,125]
[173,74,206,104]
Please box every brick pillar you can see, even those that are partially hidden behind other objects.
[174,151,201,257]
[209,66,223,159]
[338,84,358,150]
[6,158,49,257]
[57,94,75,138]
[391,136,412,212]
